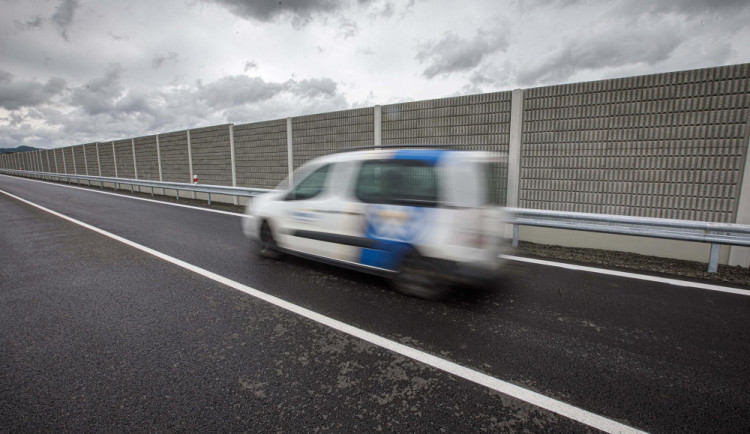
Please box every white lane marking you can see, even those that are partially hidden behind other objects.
[0,188,645,434]
[0,173,247,217]
[2,173,745,299]
[502,255,749,296]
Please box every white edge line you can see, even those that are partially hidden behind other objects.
[502,254,749,296]
[0,173,247,218]
[0,188,646,434]
[3,173,744,298]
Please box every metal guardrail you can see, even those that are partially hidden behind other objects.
[504,207,750,273]
[3,169,748,273]
[0,169,272,204]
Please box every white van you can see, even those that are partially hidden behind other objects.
[243,147,508,299]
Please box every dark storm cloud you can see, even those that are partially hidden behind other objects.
[206,0,343,27]
[624,0,750,17]
[338,18,359,38]
[522,0,749,17]
[205,0,406,28]
[196,76,289,108]
[292,78,337,98]
[243,61,258,72]
[195,75,340,109]
[51,0,78,41]
[416,30,508,79]
[14,15,43,32]
[0,70,67,111]
[152,52,180,69]
[69,64,126,115]
[516,27,684,86]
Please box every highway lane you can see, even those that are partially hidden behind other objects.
[2,174,750,433]
[0,185,585,432]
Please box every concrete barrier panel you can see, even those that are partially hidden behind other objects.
[234,119,288,189]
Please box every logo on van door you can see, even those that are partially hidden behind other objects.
[290,209,320,224]
[364,204,426,241]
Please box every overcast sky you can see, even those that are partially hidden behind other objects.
[1,0,748,149]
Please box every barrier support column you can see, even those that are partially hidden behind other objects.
[187,129,195,200]
[506,89,524,242]
[374,105,382,149]
[229,124,238,206]
[287,117,294,186]
[96,143,103,188]
[729,131,750,268]
[112,141,119,190]
[156,134,164,195]
[131,139,138,193]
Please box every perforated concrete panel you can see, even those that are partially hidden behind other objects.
[520,64,750,222]
[382,92,513,205]
[292,108,373,170]
[54,149,65,173]
[134,136,159,180]
[234,119,288,189]
[98,144,116,177]
[114,139,135,179]
[83,144,98,175]
[190,125,232,186]
[159,131,190,183]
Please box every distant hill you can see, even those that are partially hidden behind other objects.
[0,146,40,154]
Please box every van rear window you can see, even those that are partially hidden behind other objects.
[355,160,438,207]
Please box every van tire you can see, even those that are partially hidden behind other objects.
[393,250,449,300]
[258,221,282,259]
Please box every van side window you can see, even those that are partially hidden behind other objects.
[355,160,438,207]
[286,164,331,201]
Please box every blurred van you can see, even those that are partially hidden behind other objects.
[242,147,508,299]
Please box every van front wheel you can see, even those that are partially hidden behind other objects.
[258,221,282,259]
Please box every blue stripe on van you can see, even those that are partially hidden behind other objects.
[358,205,428,271]
[392,149,445,165]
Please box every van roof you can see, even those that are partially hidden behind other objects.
[312,147,505,165]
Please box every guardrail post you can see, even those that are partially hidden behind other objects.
[512,224,519,248]
[708,244,720,273]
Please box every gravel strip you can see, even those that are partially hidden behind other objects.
[517,241,750,289]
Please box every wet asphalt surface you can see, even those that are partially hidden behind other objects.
[1,174,749,433]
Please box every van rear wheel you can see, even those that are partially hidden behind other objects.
[393,251,449,300]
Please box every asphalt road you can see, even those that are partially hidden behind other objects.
[1,174,749,433]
